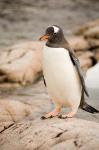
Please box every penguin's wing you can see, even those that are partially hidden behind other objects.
[69,50,89,97]
[63,42,89,97]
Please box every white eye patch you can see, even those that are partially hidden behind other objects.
[52,26,59,33]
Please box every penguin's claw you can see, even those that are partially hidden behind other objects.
[41,115,53,120]
[58,115,68,119]
[49,115,53,118]
[41,116,46,120]
[41,114,58,120]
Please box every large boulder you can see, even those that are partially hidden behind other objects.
[83,26,99,38]
[0,80,98,150]
[74,19,99,36]
[71,19,99,71]
[68,36,90,51]
[0,41,43,85]
[0,118,99,150]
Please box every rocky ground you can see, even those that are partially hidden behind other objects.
[0,0,99,150]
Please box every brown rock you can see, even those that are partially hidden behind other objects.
[0,41,43,85]
[84,26,99,38]
[94,48,99,61]
[79,51,94,59]
[68,36,90,51]
[79,57,93,71]
[0,100,32,123]
[74,19,99,36]
[0,83,20,90]
[88,38,99,49]
[78,51,94,71]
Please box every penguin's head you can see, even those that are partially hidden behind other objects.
[39,25,65,44]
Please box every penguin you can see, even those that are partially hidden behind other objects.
[39,25,99,119]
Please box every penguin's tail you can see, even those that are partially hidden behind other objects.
[81,102,99,113]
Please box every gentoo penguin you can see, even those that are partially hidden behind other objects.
[39,25,99,119]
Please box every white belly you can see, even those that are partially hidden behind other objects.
[43,46,82,108]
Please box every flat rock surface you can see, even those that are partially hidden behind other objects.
[0,118,99,150]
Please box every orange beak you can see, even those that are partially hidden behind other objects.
[39,34,50,41]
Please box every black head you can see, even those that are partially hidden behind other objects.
[39,25,66,47]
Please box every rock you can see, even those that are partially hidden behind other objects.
[74,19,99,36]
[0,41,43,85]
[78,51,94,71]
[0,83,20,89]
[0,99,33,135]
[94,48,99,61]
[68,36,90,51]
[0,80,98,150]
[87,38,99,49]
[84,26,99,38]
[85,62,99,88]
[0,118,99,150]
[75,51,84,57]
[79,58,93,71]
[78,51,94,58]
[0,100,32,123]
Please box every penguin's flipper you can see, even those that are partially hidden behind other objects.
[69,51,89,97]
[80,90,99,113]
[63,42,89,97]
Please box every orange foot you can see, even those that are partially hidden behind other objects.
[58,111,76,119]
[41,107,61,120]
